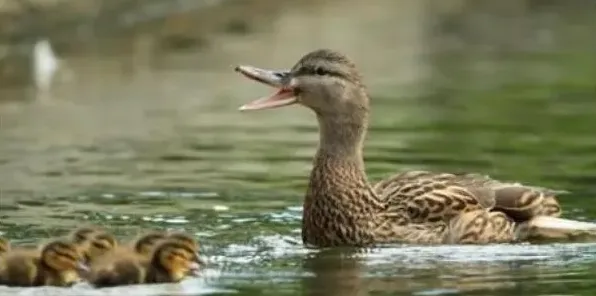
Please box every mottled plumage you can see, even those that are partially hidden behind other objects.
[235,49,596,247]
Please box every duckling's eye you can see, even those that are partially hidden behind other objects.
[92,241,107,249]
[314,67,327,76]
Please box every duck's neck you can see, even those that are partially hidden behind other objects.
[316,114,367,170]
[308,110,374,199]
[303,110,383,246]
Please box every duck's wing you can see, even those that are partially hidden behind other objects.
[450,173,565,222]
[375,170,565,223]
[375,171,596,244]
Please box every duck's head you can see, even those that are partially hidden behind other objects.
[235,49,368,117]
[132,231,168,257]
[0,237,10,254]
[152,238,202,281]
[40,239,89,284]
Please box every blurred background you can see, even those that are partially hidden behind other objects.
[0,0,596,295]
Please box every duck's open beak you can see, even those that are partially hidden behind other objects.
[235,65,296,111]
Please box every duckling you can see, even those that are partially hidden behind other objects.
[88,237,201,287]
[129,231,168,258]
[145,238,202,283]
[167,232,205,267]
[68,226,104,245]
[0,239,88,287]
[68,227,118,264]
[85,232,118,264]
[0,237,10,254]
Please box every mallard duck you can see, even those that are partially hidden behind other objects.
[234,49,596,247]
[0,237,10,254]
[88,237,201,287]
[0,239,88,287]
[68,227,118,263]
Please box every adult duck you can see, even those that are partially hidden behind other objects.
[234,49,596,247]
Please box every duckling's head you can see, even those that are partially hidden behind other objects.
[84,232,117,262]
[69,226,103,244]
[167,232,205,266]
[151,239,202,282]
[235,49,367,117]
[132,231,168,256]
[0,237,10,254]
[40,239,88,284]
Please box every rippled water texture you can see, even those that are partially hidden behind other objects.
[1,0,596,295]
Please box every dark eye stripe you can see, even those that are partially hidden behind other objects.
[92,241,107,249]
[53,250,78,261]
[170,251,187,258]
[94,234,115,244]
[295,66,346,80]
[159,242,195,256]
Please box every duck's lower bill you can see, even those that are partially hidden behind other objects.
[235,65,296,111]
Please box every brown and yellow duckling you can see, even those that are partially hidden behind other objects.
[0,237,10,254]
[0,239,88,287]
[85,231,168,267]
[165,232,205,270]
[234,49,596,247]
[127,231,202,264]
[68,227,118,264]
[129,231,168,258]
[88,237,201,287]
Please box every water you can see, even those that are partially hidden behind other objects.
[1,0,596,295]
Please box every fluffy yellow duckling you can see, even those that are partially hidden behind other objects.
[68,227,118,264]
[0,239,88,287]
[88,237,201,287]
[0,237,10,254]
[167,232,205,267]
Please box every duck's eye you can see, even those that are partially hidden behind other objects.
[314,67,327,76]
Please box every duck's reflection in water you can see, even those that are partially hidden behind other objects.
[299,247,578,295]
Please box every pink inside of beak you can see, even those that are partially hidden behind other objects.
[238,88,296,111]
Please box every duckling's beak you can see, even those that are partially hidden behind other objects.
[188,261,202,276]
[235,65,296,111]
[77,262,90,273]
[195,253,206,266]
